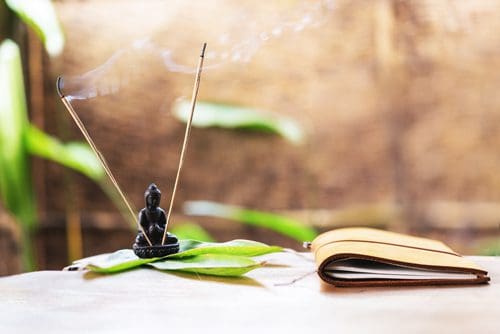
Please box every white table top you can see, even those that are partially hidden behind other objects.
[0,253,498,334]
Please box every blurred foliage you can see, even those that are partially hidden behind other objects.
[479,239,500,256]
[0,0,106,270]
[170,222,215,242]
[0,39,36,269]
[172,99,305,144]
[0,39,106,270]
[5,0,64,56]
[184,201,318,242]
[25,125,104,181]
[171,96,315,244]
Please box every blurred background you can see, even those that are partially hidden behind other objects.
[1,0,500,275]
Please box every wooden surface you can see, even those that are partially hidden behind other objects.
[0,253,498,334]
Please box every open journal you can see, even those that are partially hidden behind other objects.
[308,227,490,287]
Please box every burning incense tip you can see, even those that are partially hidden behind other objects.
[56,76,64,98]
[201,42,207,57]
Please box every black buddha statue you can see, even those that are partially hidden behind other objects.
[133,183,179,258]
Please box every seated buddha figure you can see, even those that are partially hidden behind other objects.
[133,183,178,257]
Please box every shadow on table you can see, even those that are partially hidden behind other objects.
[319,281,491,294]
[82,267,267,288]
[165,270,267,287]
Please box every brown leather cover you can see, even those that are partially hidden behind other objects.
[310,227,490,287]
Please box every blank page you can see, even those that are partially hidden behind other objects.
[325,258,477,280]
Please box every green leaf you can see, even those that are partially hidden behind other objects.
[78,239,281,274]
[6,0,64,56]
[85,249,155,274]
[172,99,304,144]
[0,39,33,221]
[148,254,262,277]
[479,239,500,256]
[173,239,282,259]
[25,125,105,181]
[169,223,215,242]
[184,201,318,242]
[0,39,36,269]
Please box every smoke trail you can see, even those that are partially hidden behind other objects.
[59,0,336,100]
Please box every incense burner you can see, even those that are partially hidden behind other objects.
[133,184,179,258]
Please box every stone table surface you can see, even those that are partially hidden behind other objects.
[0,253,498,334]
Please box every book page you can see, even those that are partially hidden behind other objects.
[325,258,477,280]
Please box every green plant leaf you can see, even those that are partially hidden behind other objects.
[0,39,33,221]
[6,0,64,56]
[170,223,215,242]
[147,254,262,277]
[479,239,500,256]
[84,249,155,273]
[184,201,318,242]
[25,125,105,181]
[0,39,36,269]
[173,239,282,259]
[77,239,281,274]
[172,99,305,144]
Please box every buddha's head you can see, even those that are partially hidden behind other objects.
[145,183,161,210]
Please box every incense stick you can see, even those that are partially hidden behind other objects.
[161,43,207,245]
[56,77,153,246]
